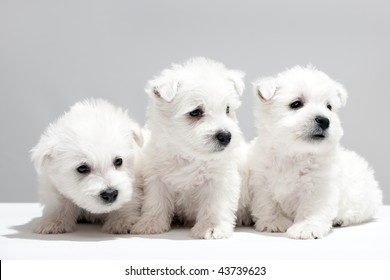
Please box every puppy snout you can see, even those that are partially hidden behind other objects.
[315,116,329,130]
[215,131,231,146]
[100,188,118,204]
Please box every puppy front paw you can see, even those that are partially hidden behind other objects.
[102,216,139,234]
[286,221,331,239]
[255,216,293,233]
[34,219,76,234]
[332,218,344,227]
[131,218,170,234]
[191,222,233,239]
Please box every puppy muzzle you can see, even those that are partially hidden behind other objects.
[310,116,330,141]
[100,188,119,204]
[215,130,231,146]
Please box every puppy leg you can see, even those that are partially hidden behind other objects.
[191,175,239,239]
[251,178,292,233]
[34,198,80,234]
[335,150,382,227]
[286,186,338,239]
[287,218,333,240]
[252,198,292,233]
[235,175,253,226]
[131,179,173,234]
[102,196,141,234]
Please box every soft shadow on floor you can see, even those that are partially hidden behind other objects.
[3,218,122,242]
[3,219,224,242]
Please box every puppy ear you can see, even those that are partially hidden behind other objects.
[147,74,180,102]
[227,70,245,96]
[253,77,278,101]
[131,126,145,148]
[30,138,54,174]
[335,82,348,107]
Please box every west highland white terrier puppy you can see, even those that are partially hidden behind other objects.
[131,57,246,239]
[249,66,382,239]
[31,99,143,234]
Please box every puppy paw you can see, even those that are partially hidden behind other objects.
[332,218,344,227]
[34,220,76,234]
[191,223,233,239]
[255,216,293,233]
[102,217,139,234]
[131,218,170,234]
[286,221,331,239]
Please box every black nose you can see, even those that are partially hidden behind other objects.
[215,131,231,146]
[100,188,118,203]
[315,116,330,130]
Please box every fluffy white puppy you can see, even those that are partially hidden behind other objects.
[249,66,382,239]
[31,99,143,234]
[131,57,246,239]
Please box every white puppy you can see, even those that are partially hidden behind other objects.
[249,66,382,239]
[31,99,143,234]
[131,57,246,239]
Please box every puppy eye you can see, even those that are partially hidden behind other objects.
[327,104,332,111]
[290,100,304,110]
[114,158,123,167]
[226,106,230,114]
[77,165,90,174]
[189,108,204,118]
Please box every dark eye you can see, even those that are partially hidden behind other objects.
[327,104,332,111]
[77,165,90,174]
[290,100,304,110]
[189,108,204,117]
[226,106,230,114]
[114,158,123,167]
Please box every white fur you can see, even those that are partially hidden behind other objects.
[131,57,246,239]
[249,66,382,239]
[31,99,143,234]
[235,141,253,226]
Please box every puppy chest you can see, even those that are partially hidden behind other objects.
[163,162,217,220]
[265,161,319,215]
[162,161,209,187]
[174,188,201,222]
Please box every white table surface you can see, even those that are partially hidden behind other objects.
[1,203,389,260]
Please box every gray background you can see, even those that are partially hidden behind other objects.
[0,0,389,204]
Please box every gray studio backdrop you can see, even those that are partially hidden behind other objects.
[0,0,389,204]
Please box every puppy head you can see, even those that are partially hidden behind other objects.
[253,66,347,153]
[31,99,143,214]
[146,57,245,158]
